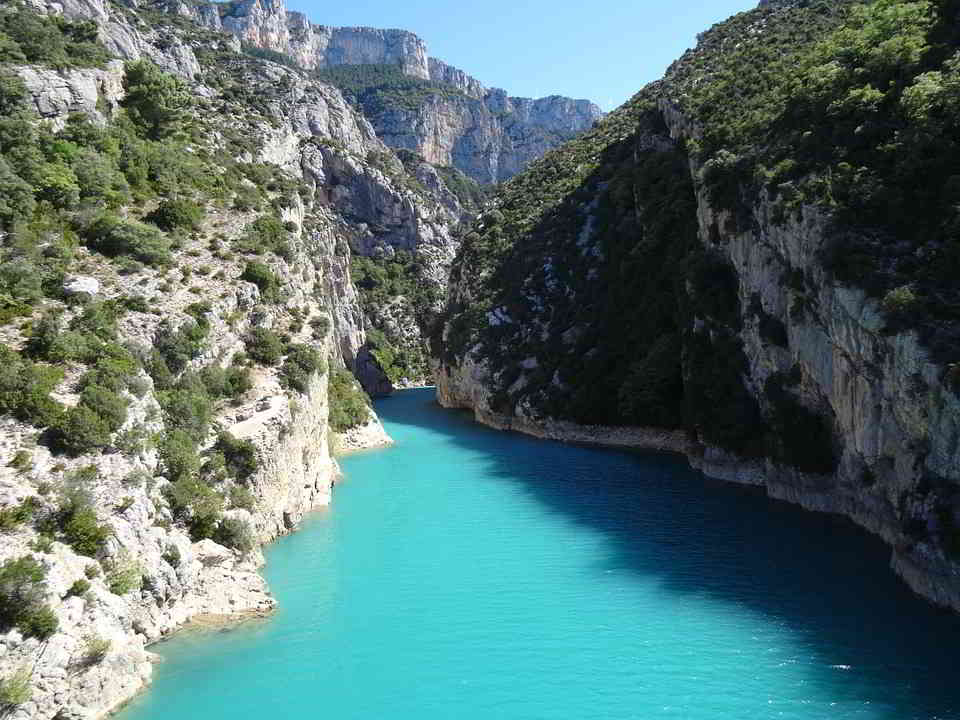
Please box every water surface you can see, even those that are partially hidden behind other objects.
[119,388,960,720]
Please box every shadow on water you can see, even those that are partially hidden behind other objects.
[373,389,960,720]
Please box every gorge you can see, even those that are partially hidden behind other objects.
[1,0,960,717]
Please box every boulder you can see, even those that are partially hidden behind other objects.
[63,275,100,299]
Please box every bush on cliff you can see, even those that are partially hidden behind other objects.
[122,59,191,141]
[279,343,324,393]
[244,327,284,366]
[0,556,59,640]
[145,197,204,233]
[328,369,370,432]
[0,666,32,707]
[0,6,109,69]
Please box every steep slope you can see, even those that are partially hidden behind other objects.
[435,0,960,612]
[164,0,602,184]
[0,0,475,714]
[315,62,603,185]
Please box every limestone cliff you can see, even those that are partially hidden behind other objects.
[167,0,432,77]
[367,84,603,185]
[0,0,472,714]
[435,0,960,612]
[161,0,602,184]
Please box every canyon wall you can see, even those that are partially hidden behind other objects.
[435,0,960,612]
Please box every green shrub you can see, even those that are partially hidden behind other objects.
[236,214,290,258]
[199,364,252,400]
[8,449,31,472]
[65,464,98,485]
[279,343,324,392]
[104,551,141,595]
[0,345,64,427]
[0,556,58,639]
[151,318,208,379]
[328,369,370,431]
[229,485,255,512]
[0,498,36,533]
[163,475,223,541]
[232,184,261,212]
[240,260,280,300]
[0,156,35,229]
[79,633,111,664]
[115,423,149,457]
[30,534,53,553]
[214,432,258,480]
[244,327,284,366]
[65,578,90,598]
[19,604,58,639]
[0,666,32,707]
[0,68,27,115]
[161,381,213,441]
[72,148,130,206]
[120,294,150,313]
[79,383,128,430]
[309,315,330,338]
[80,213,171,266]
[122,60,190,140]
[0,257,42,303]
[213,516,254,553]
[159,428,201,483]
[0,6,109,68]
[145,197,204,232]
[61,504,110,557]
[52,378,128,455]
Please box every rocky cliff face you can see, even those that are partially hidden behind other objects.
[435,0,960,612]
[160,0,601,184]
[370,88,602,185]
[0,0,485,713]
[165,0,431,77]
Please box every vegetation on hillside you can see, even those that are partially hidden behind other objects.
[439,0,960,472]
[0,5,356,568]
[314,63,468,115]
[351,251,442,384]
[674,0,960,362]
[0,4,109,69]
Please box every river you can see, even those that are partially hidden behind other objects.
[118,388,960,720]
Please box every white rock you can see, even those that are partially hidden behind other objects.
[63,275,100,298]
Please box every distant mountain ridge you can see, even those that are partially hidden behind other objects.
[161,0,603,183]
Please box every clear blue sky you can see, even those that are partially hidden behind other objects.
[284,0,757,111]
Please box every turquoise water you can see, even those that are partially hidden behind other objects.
[119,388,960,720]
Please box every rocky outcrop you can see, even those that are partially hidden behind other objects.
[14,60,124,129]
[371,89,602,184]
[167,0,431,77]
[332,410,393,455]
[427,58,485,99]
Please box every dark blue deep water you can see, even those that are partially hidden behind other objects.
[119,388,960,719]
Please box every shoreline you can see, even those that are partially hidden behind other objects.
[437,392,960,614]
[105,416,395,720]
